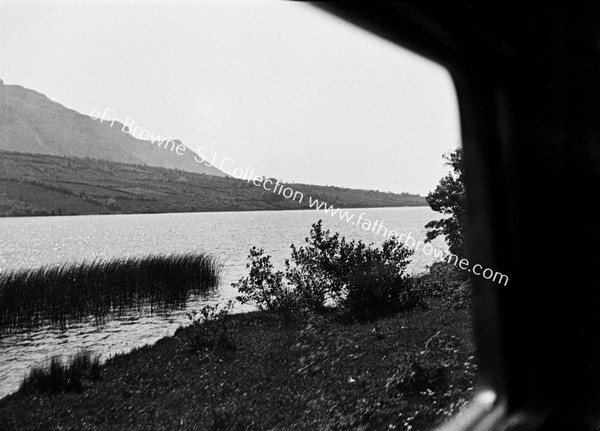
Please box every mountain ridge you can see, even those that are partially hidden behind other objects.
[0,79,428,217]
[0,79,226,176]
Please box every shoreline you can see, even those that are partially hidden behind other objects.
[0,298,476,430]
[0,204,431,220]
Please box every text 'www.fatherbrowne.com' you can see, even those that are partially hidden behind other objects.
[88,107,508,286]
[305,197,508,286]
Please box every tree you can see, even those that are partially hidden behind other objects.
[425,149,466,256]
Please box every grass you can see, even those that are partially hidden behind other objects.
[0,298,476,430]
[0,253,223,334]
[0,150,426,217]
[19,350,102,394]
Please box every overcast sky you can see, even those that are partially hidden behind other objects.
[0,0,460,195]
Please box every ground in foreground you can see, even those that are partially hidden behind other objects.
[0,299,475,430]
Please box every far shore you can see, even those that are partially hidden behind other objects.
[1,204,432,219]
[1,150,427,218]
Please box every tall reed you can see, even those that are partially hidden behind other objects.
[0,253,223,334]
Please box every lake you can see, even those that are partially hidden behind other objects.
[0,207,446,398]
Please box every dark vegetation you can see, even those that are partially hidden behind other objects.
[0,298,474,431]
[0,221,472,429]
[0,150,475,429]
[185,301,237,357]
[0,150,426,217]
[411,261,471,310]
[19,350,102,395]
[425,149,466,256]
[234,220,424,323]
[0,253,222,334]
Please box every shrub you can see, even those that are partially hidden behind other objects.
[19,350,102,394]
[411,261,471,309]
[285,221,349,307]
[186,300,236,354]
[234,221,418,322]
[234,247,295,312]
[339,236,422,321]
[343,261,423,322]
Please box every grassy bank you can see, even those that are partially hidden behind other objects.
[0,253,222,334]
[18,350,102,395]
[0,298,475,430]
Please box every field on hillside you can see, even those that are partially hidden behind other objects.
[0,151,426,217]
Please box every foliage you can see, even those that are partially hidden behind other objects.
[233,247,299,317]
[285,223,346,309]
[339,240,423,321]
[0,302,475,430]
[19,350,102,394]
[411,261,472,309]
[233,220,419,321]
[425,149,466,256]
[186,301,236,355]
[233,248,307,325]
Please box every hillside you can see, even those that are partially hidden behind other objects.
[0,79,225,177]
[0,151,426,217]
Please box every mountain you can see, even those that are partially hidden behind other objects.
[0,79,428,218]
[0,79,226,176]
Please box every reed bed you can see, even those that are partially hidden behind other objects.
[0,253,223,334]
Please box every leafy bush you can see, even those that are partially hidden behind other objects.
[234,221,419,322]
[411,261,471,309]
[338,238,423,321]
[285,221,349,307]
[186,301,236,354]
[343,261,423,322]
[234,248,295,312]
[19,350,102,394]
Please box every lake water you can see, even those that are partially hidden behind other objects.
[0,207,446,398]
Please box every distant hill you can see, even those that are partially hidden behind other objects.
[0,79,427,216]
[0,151,427,217]
[0,79,226,177]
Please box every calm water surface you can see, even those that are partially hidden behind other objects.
[0,207,446,398]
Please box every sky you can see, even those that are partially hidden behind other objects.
[0,0,461,195]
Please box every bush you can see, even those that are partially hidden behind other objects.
[285,221,349,308]
[343,261,424,322]
[339,237,423,321]
[186,301,236,355]
[234,221,419,322]
[411,261,471,309]
[234,248,293,312]
[19,350,102,394]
